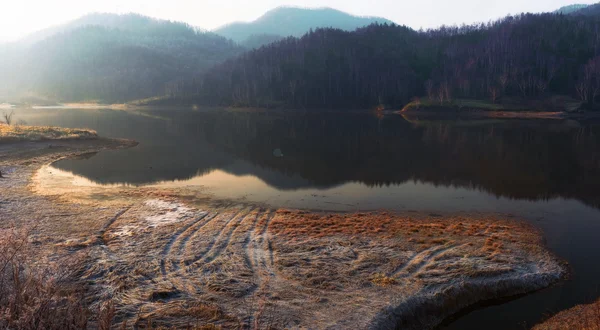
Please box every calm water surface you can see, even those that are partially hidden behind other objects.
[14,108,600,330]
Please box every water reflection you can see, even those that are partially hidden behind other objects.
[14,108,600,329]
[25,109,600,209]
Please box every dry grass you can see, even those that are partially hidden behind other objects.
[533,299,600,330]
[0,225,110,330]
[0,123,97,143]
[371,273,398,287]
[1,141,566,330]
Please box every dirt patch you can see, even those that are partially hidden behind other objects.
[0,141,567,329]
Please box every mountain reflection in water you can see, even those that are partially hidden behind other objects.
[36,109,600,210]
[15,108,600,330]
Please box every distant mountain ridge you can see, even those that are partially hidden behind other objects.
[20,13,205,46]
[0,13,243,103]
[554,4,589,14]
[571,3,600,15]
[214,6,395,45]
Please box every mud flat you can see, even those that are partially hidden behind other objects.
[0,140,567,329]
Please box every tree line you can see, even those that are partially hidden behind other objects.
[167,12,600,109]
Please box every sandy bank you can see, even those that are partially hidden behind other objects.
[0,141,567,329]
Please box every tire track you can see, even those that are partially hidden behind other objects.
[391,243,458,278]
[242,208,267,272]
[160,211,212,277]
[187,206,254,267]
[251,210,276,279]
[99,207,130,246]
[200,207,256,264]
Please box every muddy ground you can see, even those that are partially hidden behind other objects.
[0,139,567,329]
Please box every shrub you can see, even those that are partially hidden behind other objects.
[0,226,110,330]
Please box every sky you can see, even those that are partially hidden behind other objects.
[0,0,597,41]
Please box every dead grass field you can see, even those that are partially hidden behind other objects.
[0,123,97,143]
[0,140,567,329]
[533,299,600,330]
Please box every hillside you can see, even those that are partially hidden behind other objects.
[240,34,285,49]
[166,13,600,110]
[571,3,600,15]
[554,4,589,14]
[0,14,244,103]
[19,13,208,45]
[214,6,394,46]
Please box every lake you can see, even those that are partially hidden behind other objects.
[14,107,600,329]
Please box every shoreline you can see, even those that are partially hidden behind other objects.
[0,137,568,329]
[533,298,600,329]
[399,108,600,120]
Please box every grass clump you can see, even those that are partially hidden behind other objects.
[0,123,97,143]
[371,273,397,287]
[0,226,113,329]
[533,298,600,330]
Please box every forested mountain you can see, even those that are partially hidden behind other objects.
[214,6,394,47]
[165,13,600,109]
[554,4,589,14]
[572,3,600,15]
[0,14,244,103]
[241,34,285,49]
[19,13,209,45]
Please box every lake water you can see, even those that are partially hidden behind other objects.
[14,107,600,329]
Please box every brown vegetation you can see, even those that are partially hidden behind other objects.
[533,299,600,330]
[0,124,97,143]
[0,140,566,329]
[0,226,103,330]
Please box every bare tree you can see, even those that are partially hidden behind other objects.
[498,73,509,94]
[535,78,548,96]
[437,86,445,104]
[441,81,451,103]
[425,80,434,100]
[576,81,590,103]
[2,110,14,126]
[488,86,499,103]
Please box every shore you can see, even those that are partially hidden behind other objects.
[396,97,600,120]
[533,299,600,330]
[0,133,568,329]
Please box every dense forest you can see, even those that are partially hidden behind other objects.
[166,8,600,110]
[5,6,600,108]
[0,14,244,103]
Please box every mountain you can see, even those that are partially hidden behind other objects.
[554,4,589,14]
[214,6,394,46]
[168,13,600,110]
[0,13,244,103]
[20,13,204,45]
[240,34,285,49]
[571,3,600,15]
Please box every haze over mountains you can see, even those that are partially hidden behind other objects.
[0,14,243,103]
[214,6,394,46]
[0,7,395,103]
[554,4,590,14]
[1,4,600,106]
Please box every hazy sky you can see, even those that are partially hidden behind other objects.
[0,0,597,41]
